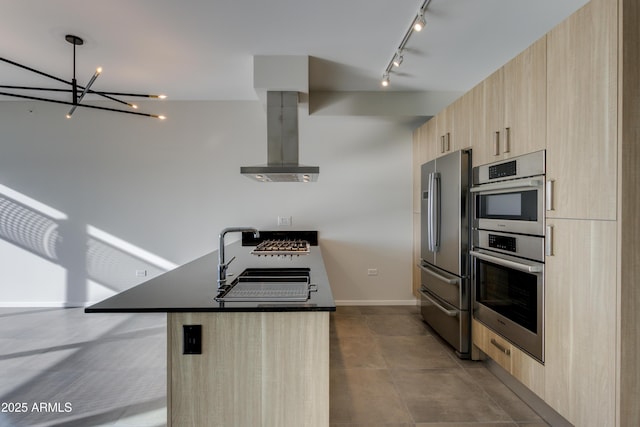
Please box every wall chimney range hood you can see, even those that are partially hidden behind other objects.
[241,91,319,182]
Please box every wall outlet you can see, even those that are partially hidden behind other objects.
[367,268,378,276]
[277,216,292,227]
[135,269,147,277]
[183,325,202,355]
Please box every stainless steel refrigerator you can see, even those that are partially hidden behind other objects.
[419,149,471,358]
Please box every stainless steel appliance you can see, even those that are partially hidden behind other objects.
[471,230,544,361]
[419,149,471,358]
[470,151,546,362]
[471,150,545,236]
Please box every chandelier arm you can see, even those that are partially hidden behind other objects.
[0,57,72,86]
[0,85,73,92]
[87,90,163,98]
[0,91,163,118]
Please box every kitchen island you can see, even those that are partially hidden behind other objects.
[86,236,335,427]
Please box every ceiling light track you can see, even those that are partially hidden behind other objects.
[381,0,431,87]
[0,34,166,119]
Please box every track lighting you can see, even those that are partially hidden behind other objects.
[0,34,167,120]
[414,12,426,32]
[393,50,404,68]
[380,0,431,88]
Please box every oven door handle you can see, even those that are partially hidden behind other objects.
[470,250,543,273]
[418,263,459,285]
[419,288,458,317]
[469,179,542,193]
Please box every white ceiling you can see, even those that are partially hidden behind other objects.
[0,0,589,102]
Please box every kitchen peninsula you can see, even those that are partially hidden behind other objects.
[86,231,335,427]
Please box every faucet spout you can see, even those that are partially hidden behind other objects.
[217,227,259,288]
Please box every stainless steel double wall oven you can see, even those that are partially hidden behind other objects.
[470,150,546,362]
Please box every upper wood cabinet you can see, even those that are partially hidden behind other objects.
[435,104,456,155]
[474,36,547,167]
[457,82,484,157]
[546,0,617,220]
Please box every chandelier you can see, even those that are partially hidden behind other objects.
[0,34,166,120]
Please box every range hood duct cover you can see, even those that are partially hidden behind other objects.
[241,91,319,182]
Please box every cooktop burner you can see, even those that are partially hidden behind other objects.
[242,230,317,257]
[252,239,310,256]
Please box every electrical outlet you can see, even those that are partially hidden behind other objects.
[277,216,292,227]
[135,269,147,277]
[367,268,378,276]
[183,325,202,355]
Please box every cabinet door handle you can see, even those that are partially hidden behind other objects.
[490,338,511,356]
[546,225,554,257]
[446,132,451,152]
[493,131,500,156]
[546,180,554,211]
[440,135,445,153]
[503,127,510,153]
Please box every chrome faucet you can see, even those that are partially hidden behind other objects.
[217,227,260,288]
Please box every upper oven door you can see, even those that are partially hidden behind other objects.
[471,178,544,236]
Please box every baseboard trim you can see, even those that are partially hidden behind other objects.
[335,299,418,306]
[485,359,573,427]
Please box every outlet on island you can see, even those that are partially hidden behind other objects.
[277,216,292,227]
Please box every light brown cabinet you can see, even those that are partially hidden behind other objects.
[472,319,545,398]
[546,0,617,221]
[435,104,455,155]
[544,219,617,426]
[474,37,547,167]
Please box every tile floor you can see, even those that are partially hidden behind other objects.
[0,306,549,427]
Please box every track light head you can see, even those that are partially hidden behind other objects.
[381,73,390,87]
[414,12,426,32]
[393,51,404,67]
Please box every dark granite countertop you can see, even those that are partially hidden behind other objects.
[85,241,335,313]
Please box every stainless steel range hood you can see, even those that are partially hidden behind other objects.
[241,91,319,182]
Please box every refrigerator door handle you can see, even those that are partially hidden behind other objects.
[432,172,441,252]
[418,263,459,285]
[419,288,458,317]
[427,172,435,251]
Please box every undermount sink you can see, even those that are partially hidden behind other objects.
[215,268,314,302]
[236,268,310,281]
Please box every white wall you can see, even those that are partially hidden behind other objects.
[0,100,417,306]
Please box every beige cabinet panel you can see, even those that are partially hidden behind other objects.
[472,319,545,400]
[472,319,512,373]
[413,126,422,214]
[436,104,456,155]
[458,82,484,162]
[475,37,546,168]
[503,36,547,159]
[417,117,437,166]
[168,312,330,427]
[475,68,503,167]
[544,219,616,427]
[510,346,545,399]
[412,212,421,296]
[546,0,617,220]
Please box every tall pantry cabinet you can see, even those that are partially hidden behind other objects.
[544,0,619,425]
[411,0,640,425]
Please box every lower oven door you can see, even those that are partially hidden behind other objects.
[419,286,470,358]
[471,249,544,362]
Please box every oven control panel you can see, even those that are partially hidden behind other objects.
[488,234,516,252]
[474,229,544,263]
[488,160,517,180]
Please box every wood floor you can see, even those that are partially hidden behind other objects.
[0,306,548,427]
